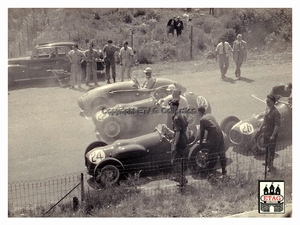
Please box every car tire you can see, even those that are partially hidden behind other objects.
[252,131,266,155]
[189,144,216,174]
[220,116,240,136]
[94,164,120,187]
[98,116,126,143]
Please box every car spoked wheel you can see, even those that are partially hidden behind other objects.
[105,121,121,138]
[94,165,120,187]
[98,117,126,143]
[195,149,210,169]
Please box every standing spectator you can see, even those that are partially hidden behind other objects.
[233,34,247,79]
[175,16,184,37]
[198,106,227,177]
[119,41,134,82]
[260,94,281,173]
[215,37,233,79]
[141,67,155,89]
[67,44,86,89]
[84,43,100,86]
[103,40,119,84]
[167,16,176,36]
[169,99,188,185]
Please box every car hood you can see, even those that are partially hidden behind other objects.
[86,131,162,165]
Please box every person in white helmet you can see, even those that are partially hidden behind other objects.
[141,67,155,89]
[157,83,189,110]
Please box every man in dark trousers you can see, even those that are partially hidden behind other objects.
[175,16,184,37]
[103,40,119,84]
[167,16,176,36]
[198,106,227,176]
[260,94,281,173]
[169,99,188,185]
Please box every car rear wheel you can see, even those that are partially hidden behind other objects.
[98,116,126,143]
[94,165,120,187]
[220,116,240,136]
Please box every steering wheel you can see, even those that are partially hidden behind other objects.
[132,76,140,88]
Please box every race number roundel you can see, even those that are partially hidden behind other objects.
[89,150,105,164]
[196,96,208,109]
[239,122,254,135]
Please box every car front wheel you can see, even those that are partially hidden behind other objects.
[97,116,126,143]
[252,131,266,155]
[220,116,240,137]
[94,165,120,187]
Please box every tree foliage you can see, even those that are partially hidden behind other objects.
[8,8,292,62]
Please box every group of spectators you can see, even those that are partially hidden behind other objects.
[167,16,184,37]
[67,40,136,89]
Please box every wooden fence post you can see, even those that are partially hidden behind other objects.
[80,173,85,202]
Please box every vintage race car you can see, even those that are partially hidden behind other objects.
[77,77,189,118]
[84,124,229,188]
[220,98,292,155]
[93,87,211,143]
[8,42,104,87]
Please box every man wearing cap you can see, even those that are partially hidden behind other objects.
[169,99,188,185]
[141,67,155,89]
[233,34,247,79]
[103,40,119,84]
[67,44,86,89]
[167,16,176,36]
[175,16,184,37]
[260,94,281,173]
[270,83,292,101]
[215,37,233,79]
[84,42,100,86]
[119,41,134,81]
[198,106,227,177]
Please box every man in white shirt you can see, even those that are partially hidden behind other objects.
[215,37,233,79]
[141,67,155,89]
[119,41,134,81]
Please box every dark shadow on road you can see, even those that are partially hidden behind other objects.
[236,76,255,83]
[232,146,254,156]
[221,77,236,84]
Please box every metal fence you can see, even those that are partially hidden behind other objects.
[8,141,292,215]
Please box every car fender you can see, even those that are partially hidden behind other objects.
[94,158,125,175]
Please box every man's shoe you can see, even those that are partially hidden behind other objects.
[94,83,99,86]
[222,169,227,175]
[69,86,75,89]
[107,80,111,84]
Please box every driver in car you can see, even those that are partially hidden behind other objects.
[141,67,155,89]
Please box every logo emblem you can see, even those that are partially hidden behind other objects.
[258,180,285,214]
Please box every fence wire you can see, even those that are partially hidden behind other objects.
[8,141,292,215]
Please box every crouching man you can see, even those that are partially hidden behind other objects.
[198,106,227,177]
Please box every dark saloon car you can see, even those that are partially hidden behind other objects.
[220,99,292,155]
[84,124,229,188]
[8,41,104,87]
[77,77,185,118]
[8,42,74,86]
